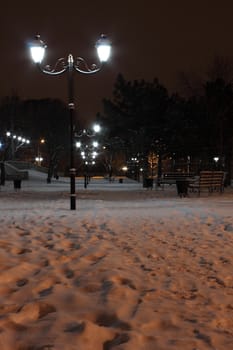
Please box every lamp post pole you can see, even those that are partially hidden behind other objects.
[29,35,111,210]
[68,54,76,209]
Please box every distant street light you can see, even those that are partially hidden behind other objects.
[35,138,46,167]
[75,123,101,187]
[75,125,101,188]
[29,35,111,209]
[213,156,220,170]
[6,131,30,159]
[35,156,43,166]
[75,123,101,138]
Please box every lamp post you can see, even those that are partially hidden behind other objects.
[213,156,219,170]
[29,35,111,210]
[76,139,100,188]
[75,123,101,138]
[35,138,45,167]
[6,131,30,159]
[75,123,101,188]
[35,156,43,166]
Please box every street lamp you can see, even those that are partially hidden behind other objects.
[35,138,45,167]
[29,35,111,210]
[213,156,219,170]
[75,123,101,188]
[6,131,30,159]
[75,123,101,138]
[35,156,43,166]
[76,138,100,188]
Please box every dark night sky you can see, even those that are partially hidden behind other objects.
[1,0,233,125]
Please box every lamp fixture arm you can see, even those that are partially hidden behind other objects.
[37,57,68,76]
[74,56,102,74]
[36,56,102,76]
[75,129,93,137]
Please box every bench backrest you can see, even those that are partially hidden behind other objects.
[199,171,224,188]
[211,171,224,187]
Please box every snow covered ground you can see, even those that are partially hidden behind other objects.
[0,172,233,349]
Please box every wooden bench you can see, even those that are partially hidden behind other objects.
[188,171,224,194]
[157,172,196,188]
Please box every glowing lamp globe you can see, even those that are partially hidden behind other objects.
[96,34,111,62]
[30,35,46,63]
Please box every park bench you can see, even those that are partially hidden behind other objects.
[188,171,225,195]
[157,172,196,188]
